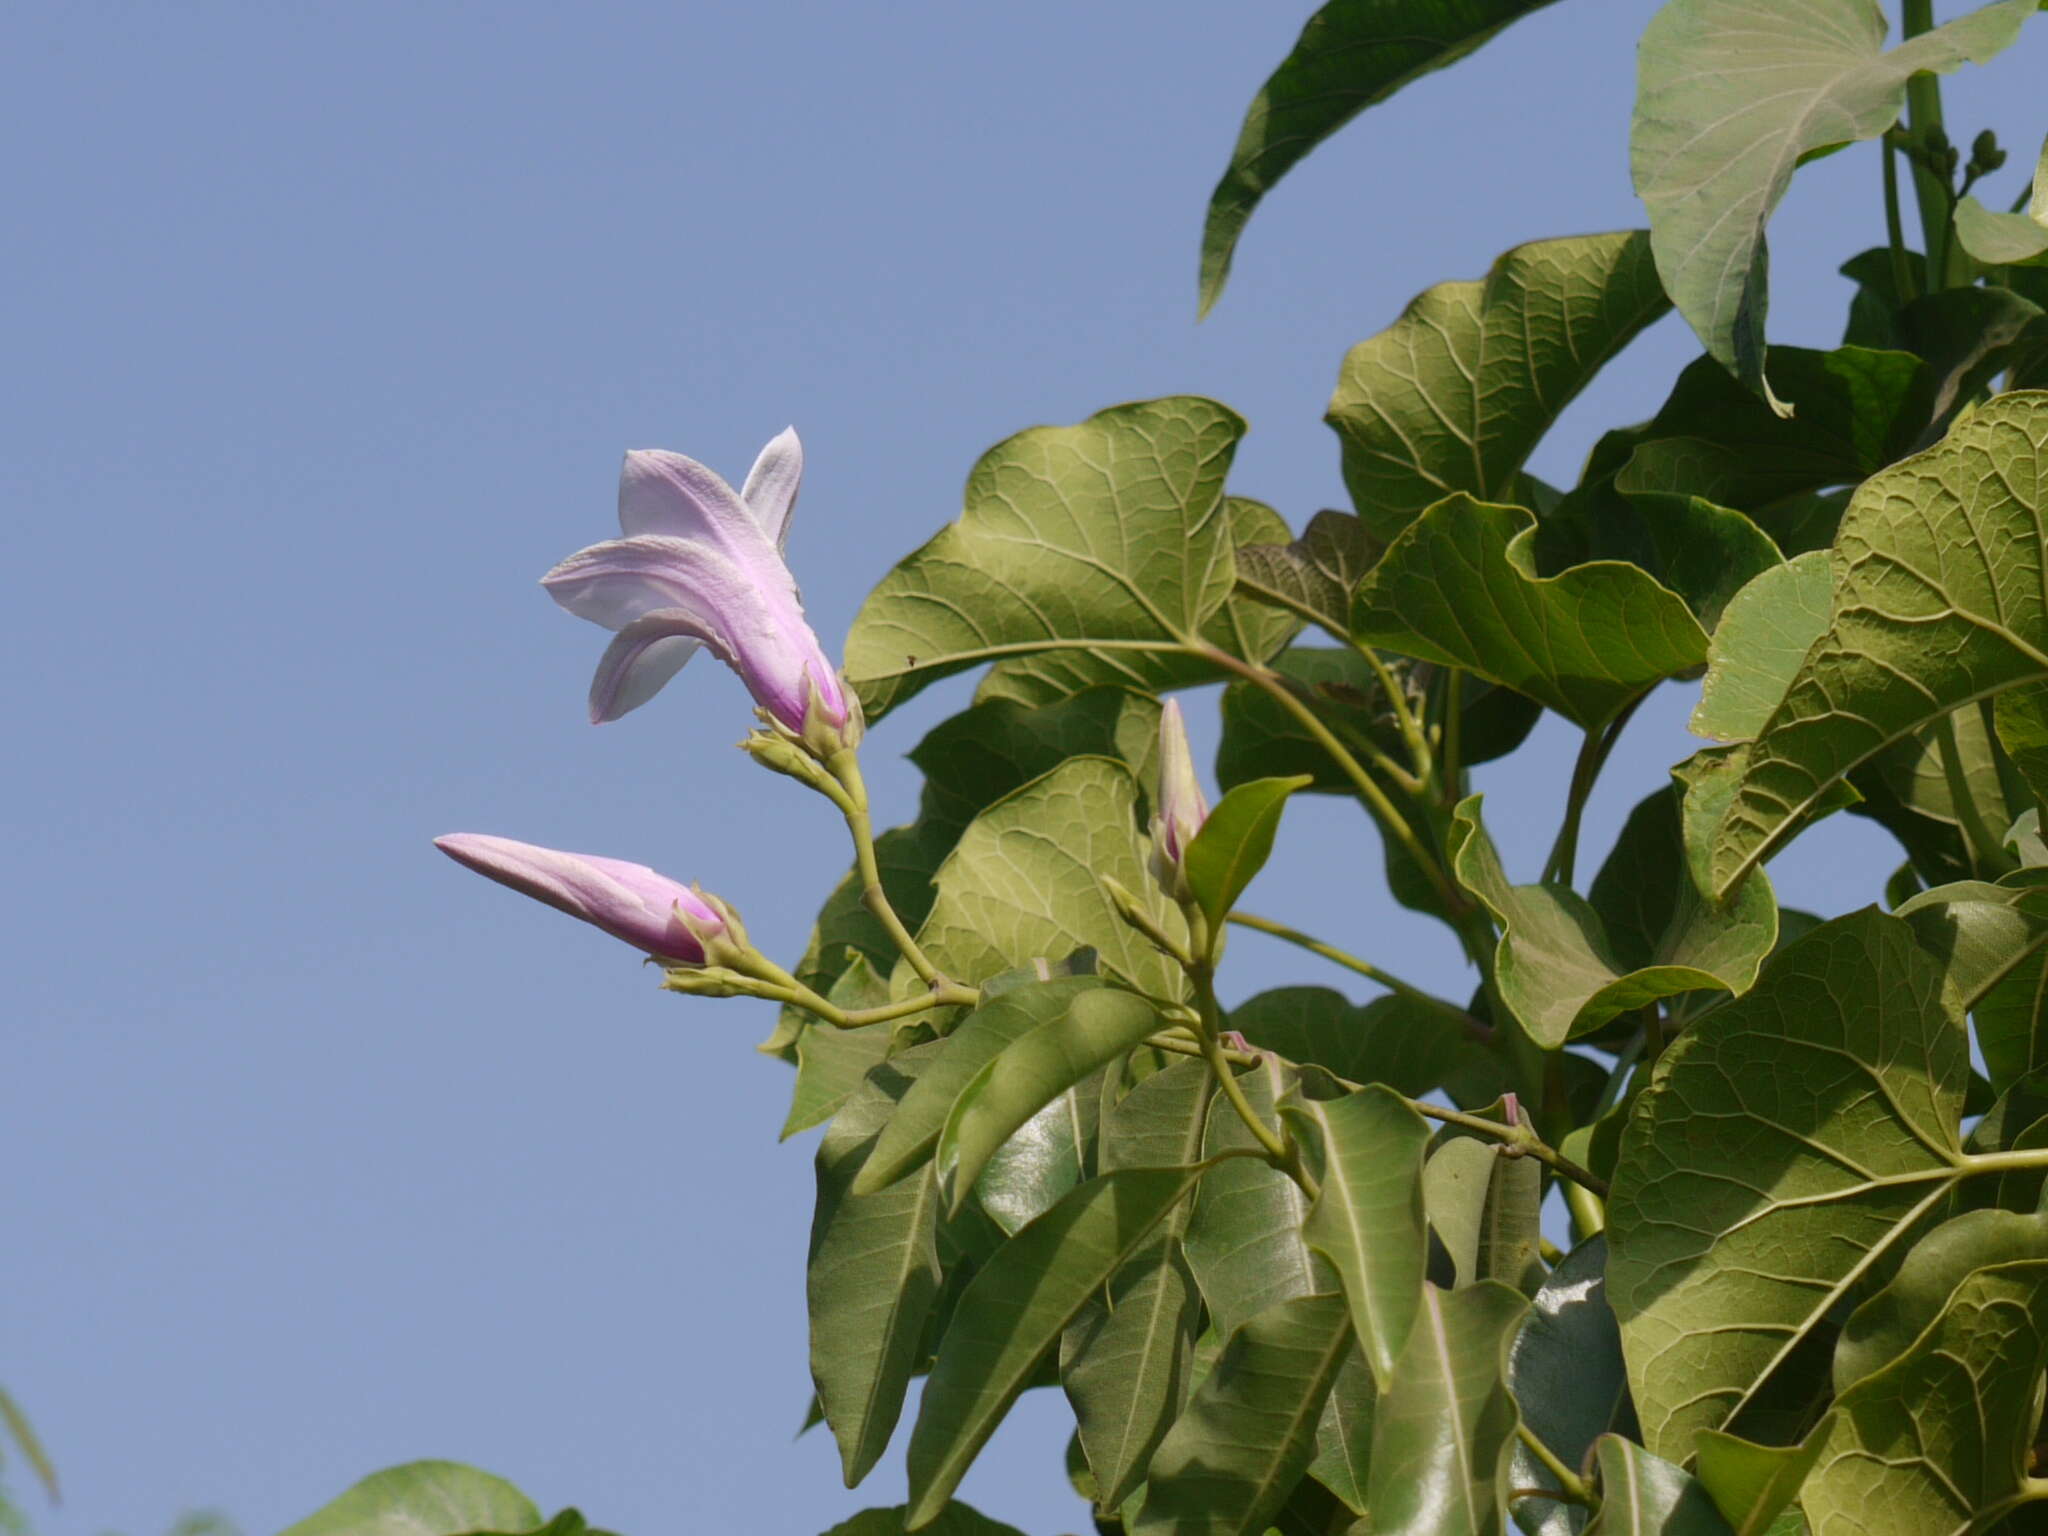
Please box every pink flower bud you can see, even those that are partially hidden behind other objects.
[434,834,724,965]
[1149,698,1209,895]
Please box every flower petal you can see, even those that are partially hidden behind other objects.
[588,611,707,723]
[741,427,803,550]
[616,449,759,542]
[432,833,720,962]
[541,535,732,632]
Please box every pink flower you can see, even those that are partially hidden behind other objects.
[1149,698,1209,892]
[434,834,724,964]
[540,429,851,736]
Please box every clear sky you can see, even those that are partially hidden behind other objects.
[5,3,2044,1533]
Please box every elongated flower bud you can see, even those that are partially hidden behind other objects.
[434,834,725,965]
[1148,698,1209,898]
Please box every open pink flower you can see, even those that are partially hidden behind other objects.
[540,429,850,734]
[434,834,723,964]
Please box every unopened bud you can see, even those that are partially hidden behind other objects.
[1970,129,2006,174]
[661,964,755,998]
[1148,699,1209,902]
[741,726,844,799]
[1102,874,1154,935]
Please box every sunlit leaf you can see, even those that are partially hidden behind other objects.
[277,1463,541,1536]
[1198,0,1564,314]
[1632,0,2035,412]
[1183,775,1312,932]
[1581,1437,1733,1535]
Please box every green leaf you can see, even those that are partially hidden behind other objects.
[783,955,895,1139]
[1280,1086,1430,1377]
[971,1064,1101,1237]
[904,1167,1203,1528]
[1449,794,1775,1047]
[978,496,1301,708]
[774,688,1162,1059]
[1309,1347,1379,1516]
[1632,0,2036,413]
[1582,1437,1734,1536]
[0,1386,56,1505]
[1606,911,1968,1459]
[1623,493,1785,635]
[1506,1236,1633,1536]
[1183,775,1313,932]
[1953,135,2048,267]
[1995,678,2048,812]
[1894,877,2048,1093]
[1132,1293,1355,1536]
[1233,509,1382,637]
[1061,1054,1220,1517]
[1351,497,1708,730]
[1421,1135,1542,1295]
[1693,1424,1829,1536]
[1215,648,1538,798]
[936,988,1160,1216]
[1185,1057,1333,1340]
[822,1503,1029,1536]
[1327,232,1668,540]
[855,977,1104,1197]
[1197,0,1563,314]
[1691,393,2048,896]
[912,756,1186,999]
[277,1462,542,1536]
[1690,554,1836,745]
[809,1047,948,1486]
[1803,1209,2048,1536]
[1227,985,1495,1103]
[1365,1281,1527,1536]
[844,399,1245,718]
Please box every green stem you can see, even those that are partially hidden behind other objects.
[1902,0,1957,287]
[1192,963,1317,1197]
[1438,668,1466,807]
[1353,641,1432,780]
[1541,692,1645,888]
[1933,710,2017,875]
[1196,644,1467,917]
[1883,129,1920,302]
[1226,910,1490,1041]
[1515,1422,1596,1509]
[829,749,962,992]
[1407,1102,1611,1199]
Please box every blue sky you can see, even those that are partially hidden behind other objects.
[5,3,2044,1533]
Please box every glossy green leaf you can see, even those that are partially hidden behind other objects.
[1059,1067,1215,1509]
[1280,1086,1430,1377]
[905,1167,1204,1527]
[1693,393,2048,895]
[1507,1236,1633,1536]
[809,1046,948,1486]
[855,978,1102,1196]
[1693,1424,1829,1536]
[1309,1347,1378,1516]
[1422,1135,1542,1295]
[1803,1209,2048,1535]
[1606,911,1968,1459]
[978,497,1302,708]
[912,756,1186,999]
[1450,795,1774,1047]
[1233,509,1382,638]
[1582,1437,1733,1535]
[1327,232,1669,540]
[972,1065,1100,1236]
[277,1462,541,1536]
[822,1503,1028,1536]
[844,399,1244,718]
[936,987,1159,1215]
[1185,1058,1332,1340]
[1133,1293,1354,1536]
[1227,985,1495,1103]
[1632,0,2036,412]
[1352,497,1708,730]
[1197,0,1563,314]
[1365,1281,1527,1536]
[1184,775,1312,931]
[1690,555,1834,745]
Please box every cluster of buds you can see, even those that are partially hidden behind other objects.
[438,430,859,975]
